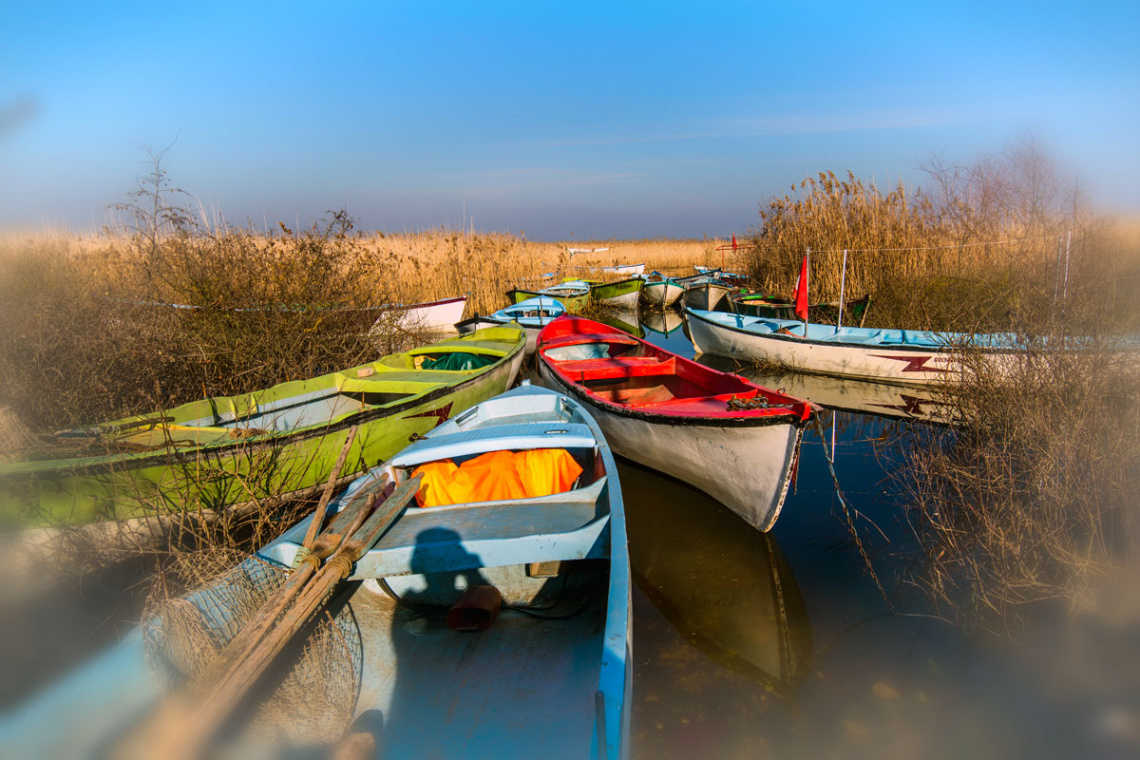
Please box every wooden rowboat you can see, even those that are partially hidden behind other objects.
[454,296,566,356]
[681,275,735,311]
[639,272,685,308]
[370,295,469,337]
[583,262,646,276]
[686,308,1022,386]
[536,317,812,531]
[0,326,526,525]
[2,385,631,759]
[506,281,592,313]
[575,278,645,309]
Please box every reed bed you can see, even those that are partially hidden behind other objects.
[898,339,1140,637]
[743,168,1137,334]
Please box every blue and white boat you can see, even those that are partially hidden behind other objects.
[686,308,1025,386]
[455,295,566,355]
[2,385,631,760]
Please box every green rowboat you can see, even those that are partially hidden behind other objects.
[505,281,592,313]
[0,326,526,526]
[572,277,644,309]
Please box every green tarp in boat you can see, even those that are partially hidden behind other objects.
[420,352,497,372]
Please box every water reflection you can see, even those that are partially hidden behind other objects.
[621,460,812,691]
[576,307,1111,759]
[592,307,645,338]
[639,309,684,338]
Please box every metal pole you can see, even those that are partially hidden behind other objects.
[837,248,848,333]
[1063,229,1072,300]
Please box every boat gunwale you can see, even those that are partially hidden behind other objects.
[685,307,1027,355]
[537,319,811,427]
[2,330,527,477]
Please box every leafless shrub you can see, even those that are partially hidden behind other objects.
[899,339,1140,636]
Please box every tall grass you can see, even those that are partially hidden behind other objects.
[899,341,1140,636]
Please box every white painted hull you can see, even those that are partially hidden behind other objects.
[641,281,684,307]
[538,363,802,531]
[373,296,468,336]
[598,289,641,309]
[683,283,731,311]
[687,309,969,387]
[601,263,646,275]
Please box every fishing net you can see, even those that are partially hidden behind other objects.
[143,556,364,747]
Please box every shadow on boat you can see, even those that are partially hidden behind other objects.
[618,459,812,695]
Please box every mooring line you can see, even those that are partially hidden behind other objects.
[812,413,892,607]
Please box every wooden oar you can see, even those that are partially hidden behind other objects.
[300,425,360,550]
[186,475,422,751]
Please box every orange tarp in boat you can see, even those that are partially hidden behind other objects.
[412,449,583,508]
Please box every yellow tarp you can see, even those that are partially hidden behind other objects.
[412,448,584,508]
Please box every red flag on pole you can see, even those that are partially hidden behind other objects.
[794,253,809,321]
[731,234,737,252]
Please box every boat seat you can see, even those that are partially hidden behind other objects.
[259,478,610,578]
[388,423,598,468]
[558,357,677,383]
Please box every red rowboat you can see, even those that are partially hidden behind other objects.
[536,317,812,531]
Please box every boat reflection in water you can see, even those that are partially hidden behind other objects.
[593,307,645,338]
[639,308,684,338]
[620,458,812,755]
[696,354,954,425]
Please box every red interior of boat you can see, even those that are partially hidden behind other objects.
[538,317,811,420]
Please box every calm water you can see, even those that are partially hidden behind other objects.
[607,308,1113,760]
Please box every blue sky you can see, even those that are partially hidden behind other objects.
[2,1,1137,239]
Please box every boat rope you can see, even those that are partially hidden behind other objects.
[793,233,1062,255]
[812,413,892,607]
[291,546,316,570]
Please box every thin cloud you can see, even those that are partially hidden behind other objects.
[392,168,645,200]
[535,109,951,148]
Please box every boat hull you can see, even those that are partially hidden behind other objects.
[640,280,684,307]
[538,362,800,530]
[370,295,468,337]
[507,287,591,314]
[535,318,811,531]
[393,295,468,333]
[590,278,644,308]
[542,360,802,526]
[683,283,732,311]
[687,308,970,386]
[0,328,526,525]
